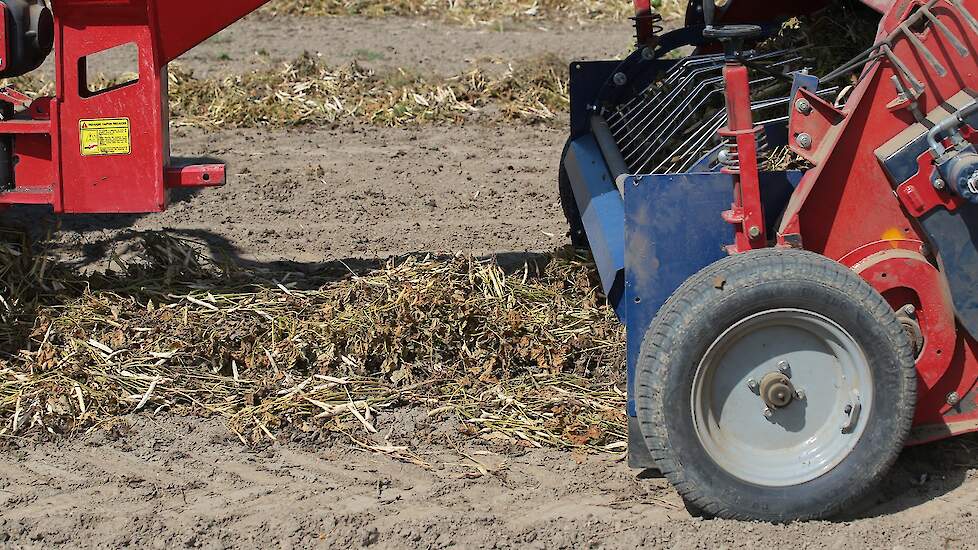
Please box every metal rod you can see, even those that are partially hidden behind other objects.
[591,115,631,195]
[950,0,978,35]
[900,22,947,76]
[923,6,969,57]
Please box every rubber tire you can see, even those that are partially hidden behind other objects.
[634,248,917,522]
[558,139,590,249]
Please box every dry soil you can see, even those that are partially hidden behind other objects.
[2,10,978,550]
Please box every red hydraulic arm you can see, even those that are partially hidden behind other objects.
[633,0,656,46]
[719,60,766,253]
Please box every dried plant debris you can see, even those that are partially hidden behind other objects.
[166,53,569,127]
[762,0,882,78]
[0,230,626,452]
[7,54,569,128]
[263,0,634,24]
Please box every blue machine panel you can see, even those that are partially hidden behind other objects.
[623,171,801,417]
[919,202,978,339]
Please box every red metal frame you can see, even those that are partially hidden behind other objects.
[633,0,655,45]
[0,4,9,74]
[719,61,766,253]
[775,0,978,442]
[0,0,269,213]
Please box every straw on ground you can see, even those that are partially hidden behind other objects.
[0,230,626,452]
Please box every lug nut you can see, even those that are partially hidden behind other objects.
[778,360,790,375]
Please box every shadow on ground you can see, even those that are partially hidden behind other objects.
[847,433,978,519]
[7,216,978,523]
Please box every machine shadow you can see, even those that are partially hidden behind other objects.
[9,214,558,277]
[0,221,565,357]
[841,433,978,520]
[3,183,206,247]
[56,225,556,278]
[14,221,978,522]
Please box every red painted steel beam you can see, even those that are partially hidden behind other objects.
[634,0,655,45]
[150,0,273,64]
[165,164,225,188]
[720,62,766,252]
[50,0,273,65]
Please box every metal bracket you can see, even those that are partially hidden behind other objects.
[841,390,862,433]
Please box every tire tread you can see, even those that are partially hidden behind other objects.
[634,248,916,521]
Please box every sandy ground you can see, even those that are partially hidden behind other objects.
[38,123,572,269]
[4,10,978,550]
[2,415,978,549]
[14,13,634,268]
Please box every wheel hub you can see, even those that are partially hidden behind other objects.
[691,308,874,487]
[759,371,796,409]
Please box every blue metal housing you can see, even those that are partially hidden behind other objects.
[564,53,802,468]
[564,135,626,315]
[623,171,802,419]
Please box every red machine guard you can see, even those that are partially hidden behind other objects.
[0,0,269,213]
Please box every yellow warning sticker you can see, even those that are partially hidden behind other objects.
[80,118,131,157]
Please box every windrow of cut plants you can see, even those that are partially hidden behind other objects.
[0,230,626,452]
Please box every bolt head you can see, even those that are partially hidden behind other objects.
[747,378,759,391]
[795,389,806,400]
[748,226,761,239]
[947,391,961,406]
[795,98,813,114]
[902,304,916,317]
[797,133,813,149]
[934,178,947,191]
[778,360,790,374]
[613,72,628,86]
[763,407,774,418]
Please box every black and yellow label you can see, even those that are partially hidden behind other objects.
[80,118,131,156]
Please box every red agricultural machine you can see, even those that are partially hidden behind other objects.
[4,0,978,524]
[562,0,978,521]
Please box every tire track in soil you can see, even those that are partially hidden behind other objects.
[0,416,977,548]
[4,11,978,548]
